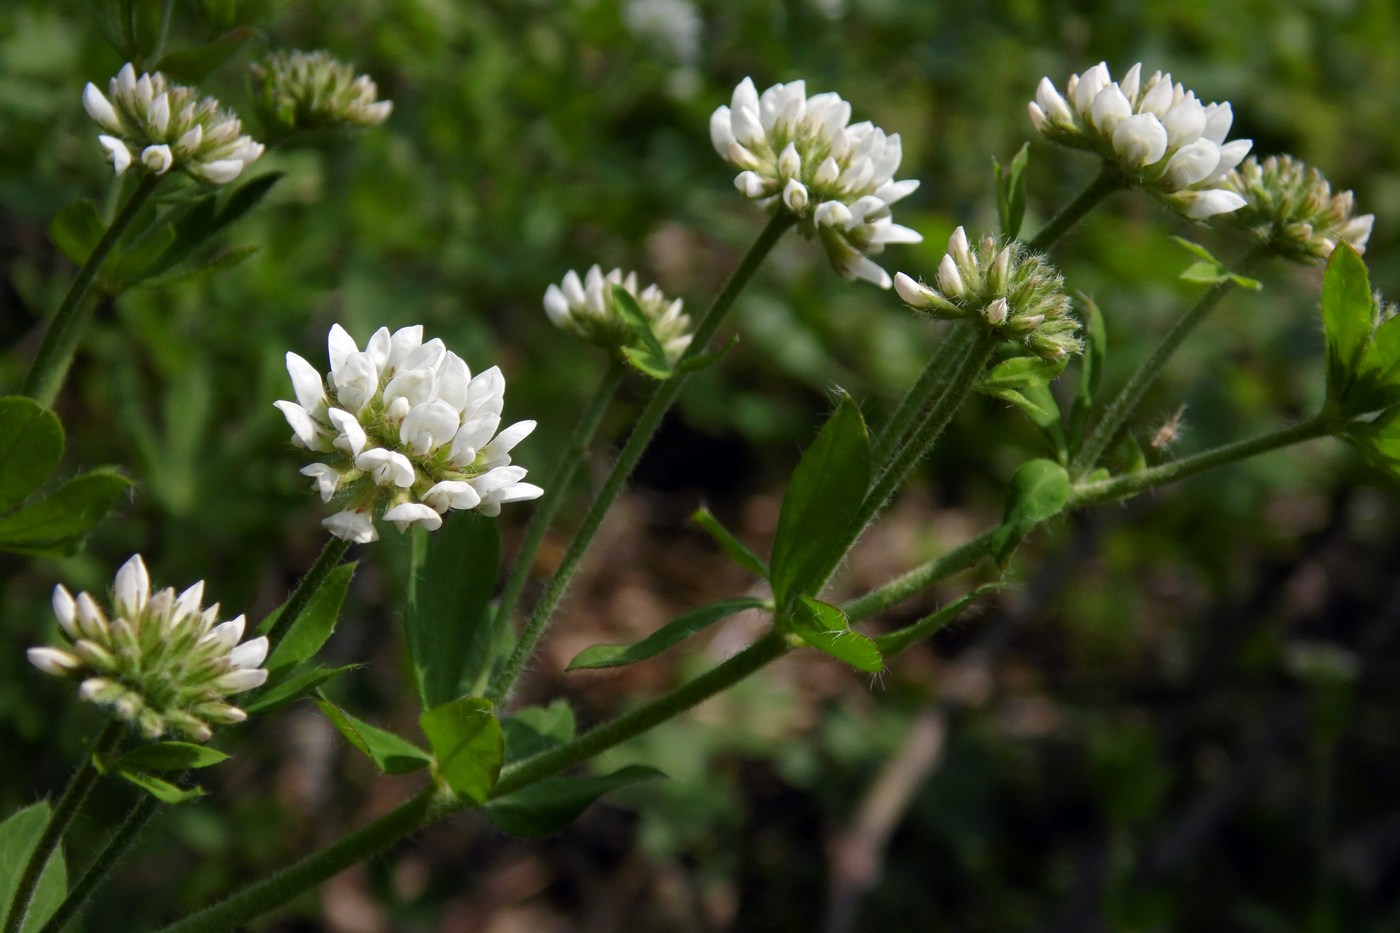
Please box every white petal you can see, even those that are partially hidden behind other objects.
[149,92,170,134]
[938,254,965,297]
[52,585,78,639]
[28,647,83,677]
[98,135,132,175]
[286,352,327,412]
[399,399,461,456]
[1089,84,1133,132]
[1111,113,1169,167]
[215,668,268,693]
[354,448,416,487]
[422,480,482,512]
[782,178,809,213]
[1201,102,1233,145]
[274,400,321,449]
[203,616,246,651]
[323,510,378,543]
[114,554,150,618]
[1164,139,1221,188]
[1176,188,1247,220]
[228,633,268,670]
[1161,98,1206,148]
[544,284,571,327]
[82,82,120,130]
[327,408,368,457]
[382,502,444,532]
[300,463,343,502]
[709,106,736,158]
[175,580,205,619]
[194,159,245,185]
[328,324,359,372]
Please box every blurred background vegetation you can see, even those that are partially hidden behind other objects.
[3,0,1400,930]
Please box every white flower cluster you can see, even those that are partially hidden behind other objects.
[544,265,692,361]
[710,77,921,288]
[1028,62,1251,220]
[82,63,264,184]
[27,555,267,742]
[251,50,394,135]
[276,324,542,543]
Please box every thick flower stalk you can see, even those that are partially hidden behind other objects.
[1223,155,1375,263]
[1028,62,1251,220]
[26,555,267,742]
[710,77,921,288]
[544,265,693,361]
[82,63,264,184]
[894,227,1081,361]
[250,49,394,135]
[275,324,542,543]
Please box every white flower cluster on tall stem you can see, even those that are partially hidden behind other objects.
[1028,62,1251,221]
[27,555,267,742]
[1224,155,1375,263]
[250,50,394,135]
[276,324,542,543]
[895,227,1081,362]
[82,63,264,184]
[544,265,692,361]
[710,77,922,288]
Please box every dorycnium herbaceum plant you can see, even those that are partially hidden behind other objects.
[3,4,1398,930]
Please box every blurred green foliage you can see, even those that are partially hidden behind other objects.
[3,0,1400,930]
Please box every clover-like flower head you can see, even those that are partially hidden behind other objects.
[275,324,542,542]
[1223,155,1374,264]
[82,63,264,184]
[710,77,922,288]
[1029,62,1251,221]
[250,50,393,136]
[544,265,692,361]
[894,227,1081,362]
[27,555,267,742]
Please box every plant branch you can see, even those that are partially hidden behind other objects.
[870,323,973,467]
[1024,164,1123,253]
[263,535,354,652]
[40,794,158,933]
[21,174,162,406]
[485,212,794,705]
[3,721,124,933]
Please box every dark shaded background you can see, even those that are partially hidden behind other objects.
[3,0,1400,930]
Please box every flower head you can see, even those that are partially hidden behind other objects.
[1028,62,1251,221]
[250,50,393,136]
[1223,155,1374,263]
[82,63,264,184]
[544,265,692,361]
[275,324,542,542]
[894,227,1081,361]
[27,555,266,742]
[710,77,922,288]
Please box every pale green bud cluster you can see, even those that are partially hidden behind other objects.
[27,555,268,742]
[1223,155,1375,264]
[543,265,693,362]
[894,227,1081,362]
[250,50,393,136]
[83,63,264,184]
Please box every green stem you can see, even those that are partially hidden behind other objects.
[153,788,444,933]
[1068,413,1330,508]
[491,360,627,634]
[149,0,175,65]
[20,174,161,406]
[493,632,790,797]
[1024,164,1123,253]
[40,794,158,933]
[843,528,998,624]
[871,323,974,467]
[263,536,353,653]
[486,212,794,704]
[3,721,124,933]
[859,335,998,532]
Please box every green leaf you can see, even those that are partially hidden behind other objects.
[0,801,68,933]
[483,765,664,838]
[215,172,284,229]
[111,742,230,773]
[787,596,883,673]
[0,469,131,556]
[622,344,675,381]
[315,697,433,775]
[614,286,676,381]
[691,506,769,578]
[502,701,576,766]
[567,598,768,671]
[146,244,260,287]
[419,697,503,803]
[769,389,871,604]
[151,27,256,82]
[1346,316,1400,415]
[1069,294,1107,454]
[979,354,1068,392]
[676,334,739,374]
[1172,238,1261,290]
[115,770,204,804]
[265,563,356,672]
[873,586,996,656]
[49,200,104,265]
[108,224,177,288]
[405,515,503,709]
[988,459,1070,567]
[1323,243,1376,410]
[0,397,63,514]
[1019,383,1068,461]
[993,143,1030,240]
[241,664,359,715]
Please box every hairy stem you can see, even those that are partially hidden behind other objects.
[486,212,794,704]
[1070,247,1267,478]
[1024,164,1123,253]
[843,528,999,624]
[870,323,974,467]
[263,535,354,652]
[1069,413,1331,508]
[491,360,627,636]
[21,174,161,406]
[3,721,124,933]
[40,794,158,933]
